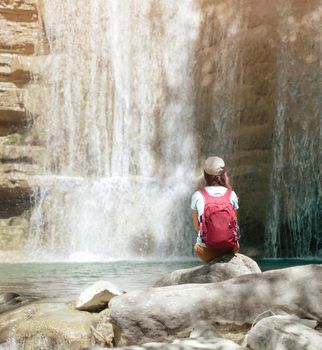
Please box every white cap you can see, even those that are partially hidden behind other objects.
[204,156,225,175]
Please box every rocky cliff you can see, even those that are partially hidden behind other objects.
[196,0,321,256]
[0,0,321,259]
[0,0,46,256]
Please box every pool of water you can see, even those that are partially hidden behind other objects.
[0,259,200,302]
[1,258,321,302]
[255,257,322,271]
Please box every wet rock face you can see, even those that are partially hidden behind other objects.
[192,0,322,256]
[0,88,34,136]
[229,0,279,253]
[263,0,322,257]
[0,0,321,257]
[0,0,39,23]
[0,0,46,252]
[0,0,40,55]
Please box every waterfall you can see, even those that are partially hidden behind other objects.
[27,0,202,260]
[265,2,322,257]
[22,0,321,260]
[21,0,245,261]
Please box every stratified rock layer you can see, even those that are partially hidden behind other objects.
[0,0,46,254]
[0,0,321,258]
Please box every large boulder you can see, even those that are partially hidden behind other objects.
[245,315,322,350]
[76,280,123,312]
[109,265,322,346]
[0,302,114,349]
[154,253,261,287]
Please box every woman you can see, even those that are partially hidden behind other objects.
[191,156,240,262]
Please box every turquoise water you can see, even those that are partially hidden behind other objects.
[1,258,321,302]
[255,258,322,271]
[0,259,200,302]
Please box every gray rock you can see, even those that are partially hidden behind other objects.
[154,253,261,287]
[0,292,35,314]
[82,341,243,350]
[245,315,322,350]
[190,321,222,339]
[173,337,244,350]
[76,280,123,312]
[86,332,244,350]
[0,302,114,348]
[109,265,322,345]
[82,323,244,350]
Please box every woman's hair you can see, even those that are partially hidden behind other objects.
[204,170,231,188]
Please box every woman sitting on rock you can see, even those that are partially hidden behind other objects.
[191,156,240,263]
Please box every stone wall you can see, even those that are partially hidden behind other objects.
[0,0,46,254]
[233,0,278,253]
[194,0,278,254]
[264,0,322,256]
[194,0,321,256]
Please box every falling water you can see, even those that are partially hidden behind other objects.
[265,2,322,257]
[24,0,322,260]
[27,0,202,260]
[23,0,244,261]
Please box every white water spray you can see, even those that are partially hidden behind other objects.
[28,0,202,260]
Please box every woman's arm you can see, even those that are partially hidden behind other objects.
[192,210,199,232]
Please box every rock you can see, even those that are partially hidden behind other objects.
[245,315,322,350]
[190,321,222,339]
[0,0,45,56]
[0,0,321,259]
[0,0,38,22]
[92,308,114,347]
[84,343,242,350]
[0,292,35,314]
[76,280,123,312]
[109,265,322,346]
[82,322,245,350]
[0,87,34,139]
[172,337,244,350]
[0,0,47,258]
[183,322,244,349]
[154,253,261,287]
[0,302,114,349]
[0,175,34,220]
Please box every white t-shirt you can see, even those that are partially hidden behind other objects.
[191,186,239,222]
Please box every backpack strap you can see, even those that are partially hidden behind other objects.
[224,188,232,201]
[199,188,213,203]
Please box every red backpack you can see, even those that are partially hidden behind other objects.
[199,188,240,251]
